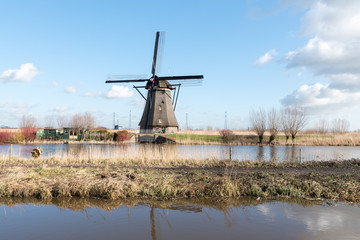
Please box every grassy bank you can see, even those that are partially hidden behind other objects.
[168,131,360,146]
[0,158,359,202]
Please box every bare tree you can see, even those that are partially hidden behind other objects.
[70,113,83,129]
[57,115,69,128]
[83,112,96,130]
[19,114,37,129]
[316,119,329,134]
[267,108,280,144]
[69,113,96,130]
[281,108,306,144]
[44,115,55,128]
[331,118,350,133]
[19,115,37,142]
[249,108,266,144]
[281,109,291,144]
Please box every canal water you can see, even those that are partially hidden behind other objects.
[0,144,360,162]
[0,199,359,240]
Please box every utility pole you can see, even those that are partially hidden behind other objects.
[225,111,228,130]
[129,110,132,129]
[113,112,115,129]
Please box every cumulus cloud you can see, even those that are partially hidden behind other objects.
[281,83,360,114]
[0,63,40,83]
[83,85,134,99]
[255,49,277,65]
[64,86,76,94]
[104,85,134,98]
[282,0,360,113]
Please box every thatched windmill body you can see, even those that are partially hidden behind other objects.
[106,32,203,133]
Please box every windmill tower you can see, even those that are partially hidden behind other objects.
[106,32,203,133]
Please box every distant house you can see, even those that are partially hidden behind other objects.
[63,127,86,141]
[44,128,60,140]
[36,128,86,141]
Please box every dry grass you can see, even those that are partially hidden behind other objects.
[0,158,359,202]
[175,130,360,146]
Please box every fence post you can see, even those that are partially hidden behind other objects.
[9,144,12,160]
[161,146,164,161]
[299,148,302,163]
[229,147,232,160]
[89,144,92,161]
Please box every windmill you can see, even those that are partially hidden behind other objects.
[106,32,203,133]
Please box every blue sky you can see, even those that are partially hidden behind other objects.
[1,0,360,130]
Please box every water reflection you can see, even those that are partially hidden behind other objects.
[0,198,359,240]
[256,146,264,161]
[284,146,299,162]
[1,143,360,162]
[270,146,278,163]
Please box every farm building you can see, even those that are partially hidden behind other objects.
[36,128,86,141]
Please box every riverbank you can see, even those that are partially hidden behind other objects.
[2,129,360,146]
[168,131,360,146]
[0,159,359,202]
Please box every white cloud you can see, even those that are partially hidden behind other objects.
[284,37,360,75]
[83,85,134,99]
[53,106,70,113]
[281,83,360,114]
[64,86,76,94]
[255,49,277,65]
[104,85,134,98]
[0,63,40,83]
[282,0,360,113]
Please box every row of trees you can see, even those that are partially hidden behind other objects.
[7,113,97,143]
[20,113,96,130]
[315,118,350,134]
[250,108,307,144]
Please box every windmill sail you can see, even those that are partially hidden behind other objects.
[105,32,204,133]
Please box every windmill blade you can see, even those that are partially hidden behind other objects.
[151,32,160,76]
[158,75,204,81]
[156,32,165,74]
[107,74,148,80]
[105,78,149,83]
[167,79,203,87]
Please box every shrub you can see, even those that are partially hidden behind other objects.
[114,130,132,142]
[21,128,36,142]
[9,132,25,143]
[0,131,11,144]
[220,130,236,144]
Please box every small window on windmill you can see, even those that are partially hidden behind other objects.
[159,119,163,124]
[159,105,162,111]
